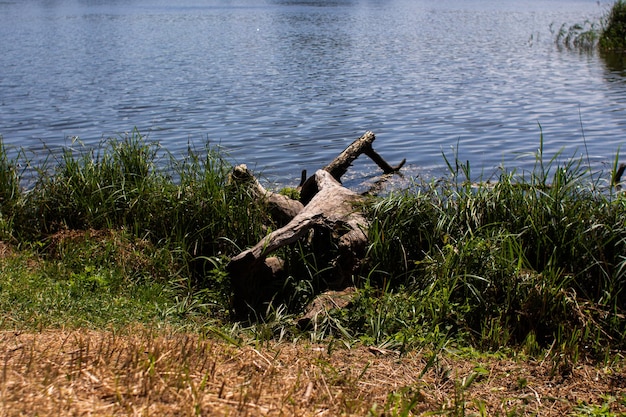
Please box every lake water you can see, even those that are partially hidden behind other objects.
[1,0,625,188]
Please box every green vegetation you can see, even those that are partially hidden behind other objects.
[553,0,626,53]
[600,0,626,52]
[552,19,601,51]
[0,130,269,327]
[357,138,626,359]
[0,236,171,328]
[0,130,625,365]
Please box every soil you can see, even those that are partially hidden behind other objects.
[0,329,624,416]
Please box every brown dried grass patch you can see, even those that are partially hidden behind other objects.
[0,328,623,416]
[0,241,14,259]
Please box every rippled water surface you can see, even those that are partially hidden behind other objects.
[1,0,625,186]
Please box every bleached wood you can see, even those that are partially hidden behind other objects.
[227,131,405,318]
[228,170,368,317]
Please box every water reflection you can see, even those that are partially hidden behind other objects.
[599,50,626,138]
[601,51,626,75]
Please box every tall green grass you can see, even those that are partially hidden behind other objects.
[14,130,264,256]
[360,138,626,357]
[0,131,269,322]
[0,130,624,359]
[24,130,266,256]
[0,136,24,239]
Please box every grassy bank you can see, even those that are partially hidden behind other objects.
[1,131,625,414]
[0,131,625,360]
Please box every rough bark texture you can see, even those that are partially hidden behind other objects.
[229,164,304,226]
[323,131,405,181]
[301,131,406,204]
[228,170,368,318]
[227,131,404,319]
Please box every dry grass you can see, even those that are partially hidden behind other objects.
[0,329,624,416]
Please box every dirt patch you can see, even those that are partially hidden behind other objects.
[0,329,624,416]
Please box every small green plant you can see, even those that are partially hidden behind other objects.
[379,386,423,417]
[574,395,621,416]
[279,187,300,200]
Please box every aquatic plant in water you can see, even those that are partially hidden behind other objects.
[552,20,601,51]
[553,0,626,53]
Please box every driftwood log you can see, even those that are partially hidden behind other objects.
[301,130,405,203]
[229,164,304,226]
[227,131,404,320]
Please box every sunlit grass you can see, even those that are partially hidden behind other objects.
[0,238,170,329]
[359,135,626,358]
[0,328,622,416]
[0,129,625,364]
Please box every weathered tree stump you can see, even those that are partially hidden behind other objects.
[228,169,367,318]
[227,131,404,320]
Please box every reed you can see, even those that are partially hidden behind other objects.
[360,137,626,357]
[552,20,600,51]
[553,0,626,53]
[0,137,24,239]
[16,131,260,246]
